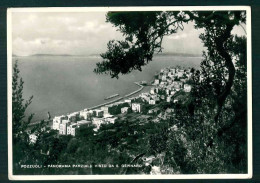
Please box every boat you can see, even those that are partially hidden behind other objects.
[104,94,119,100]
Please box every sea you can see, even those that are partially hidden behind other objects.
[13,54,202,122]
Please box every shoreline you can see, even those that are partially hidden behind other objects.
[28,81,152,126]
[90,82,144,110]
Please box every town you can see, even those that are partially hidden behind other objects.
[29,66,194,143]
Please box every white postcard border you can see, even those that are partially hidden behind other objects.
[7,6,252,180]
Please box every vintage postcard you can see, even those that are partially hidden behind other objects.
[7,6,252,180]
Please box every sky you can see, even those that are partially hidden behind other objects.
[12,12,246,56]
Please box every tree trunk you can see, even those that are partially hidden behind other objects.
[214,23,235,122]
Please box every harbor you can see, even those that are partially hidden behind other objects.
[27,81,152,126]
[90,81,149,109]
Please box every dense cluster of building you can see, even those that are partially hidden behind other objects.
[29,66,193,143]
[51,99,146,136]
[138,67,193,105]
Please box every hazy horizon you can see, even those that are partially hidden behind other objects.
[12,52,204,57]
[12,11,246,57]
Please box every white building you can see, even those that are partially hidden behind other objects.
[149,99,156,105]
[53,115,67,130]
[67,123,77,136]
[200,75,204,82]
[92,117,105,131]
[101,106,110,115]
[132,103,142,113]
[150,88,155,95]
[162,75,167,81]
[167,96,172,102]
[187,73,192,79]
[148,108,160,114]
[184,84,192,92]
[125,99,133,106]
[172,81,183,89]
[121,107,130,114]
[160,95,165,100]
[113,101,124,106]
[68,112,79,122]
[77,120,91,126]
[79,111,89,120]
[177,72,184,78]
[86,111,94,120]
[180,78,187,82]
[59,120,70,135]
[171,90,176,95]
[167,79,172,84]
[154,79,160,85]
[166,108,175,113]
[168,72,173,77]
[151,94,159,101]
[160,81,166,87]
[67,120,91,136]
[87,110,94,117]
[163,69,169,74]
[29,133,38,144]
[140,93,150,102]
[170,68,176,73]
[105,117,118,124]
[94,109,104,118]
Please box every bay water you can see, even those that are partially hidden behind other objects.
[13,55,202,122]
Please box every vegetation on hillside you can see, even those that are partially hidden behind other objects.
[12,11,247,175]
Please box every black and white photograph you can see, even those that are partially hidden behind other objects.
[7,7,252,180]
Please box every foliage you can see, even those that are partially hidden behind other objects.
[12,60,34,173]
[93,10,247,174]
[94,11,189,78]
[14,11,248,175]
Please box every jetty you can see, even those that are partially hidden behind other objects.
[28,81,149,126]
[105,94,119,100]
[91,82,147,109]
[124,82,144,98]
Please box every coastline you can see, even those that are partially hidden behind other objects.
[18,55,201,124]
[28,81,153,126]
[87,78,154,110]
[90,82,143,110]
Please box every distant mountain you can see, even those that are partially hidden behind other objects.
[30,54,74,57]
[156,52,202,57]
[88,53,101,57]
[17,52,202,58]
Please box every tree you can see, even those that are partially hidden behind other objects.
[94,12,187,78]
[191,11,246,122]
[95,11,245,119]
[12,60,34,172]
[94,11,247,173]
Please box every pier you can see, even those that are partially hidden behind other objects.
[28,81,149,126]
[90,82,145,109]
[104,93,119,100]
[124,82,144,98]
